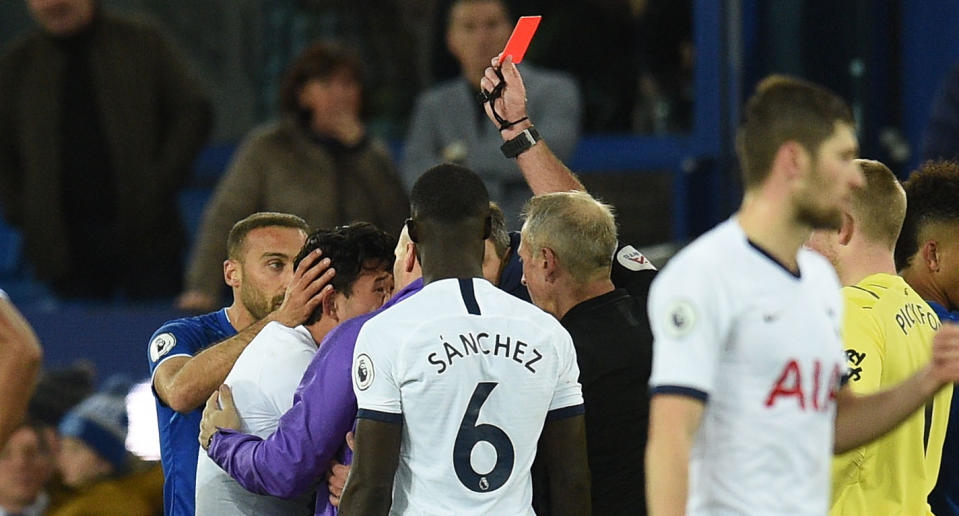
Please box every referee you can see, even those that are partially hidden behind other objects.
[520,191,655,515]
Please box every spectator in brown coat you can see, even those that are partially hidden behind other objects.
[178,41,408,312]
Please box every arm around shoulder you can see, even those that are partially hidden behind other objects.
[152,317,270,414]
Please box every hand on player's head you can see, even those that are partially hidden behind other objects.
[480,54,529,134]
[272,250,335,327]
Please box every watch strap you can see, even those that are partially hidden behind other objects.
[500,126,541,159]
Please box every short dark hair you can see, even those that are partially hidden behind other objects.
[227,213,309,262]
[279,41,363,114]
[736,75,854,188]
[293,223,396,324]
[488,202,509,258]
[410,163,490,223]
[894,160,959,270]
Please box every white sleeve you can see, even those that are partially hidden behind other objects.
[547,326,584,418]
[353,323,402,423]
[647,259,729,401]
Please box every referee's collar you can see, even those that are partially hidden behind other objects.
[560,288,631,325]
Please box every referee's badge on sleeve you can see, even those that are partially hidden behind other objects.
[664,300,697,338]
[616,245,657,271]
[355,354,375,391]
[149,332,177,362]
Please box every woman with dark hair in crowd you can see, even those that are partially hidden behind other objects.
[178,41,409,313]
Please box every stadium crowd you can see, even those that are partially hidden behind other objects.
[2,0,959,515]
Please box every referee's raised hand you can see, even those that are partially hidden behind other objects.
[481,54,532,139]
[271,249,335,328]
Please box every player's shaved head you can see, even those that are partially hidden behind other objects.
[522,191,618,283]
[848,159,906,251]
[227,212,309,262]
[409,163,490,224]
[407,164,491,279]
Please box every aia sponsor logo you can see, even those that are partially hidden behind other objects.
[765,359,841,411]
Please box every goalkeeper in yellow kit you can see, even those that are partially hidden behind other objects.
[807,159,950,515]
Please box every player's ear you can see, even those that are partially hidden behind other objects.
[922,240,941,273]
[775,140,806,182]
[224,259,241,288]
[837,212,854,246]
[541,247,559,282]
[323,293,338,322]
[404,242,417,273]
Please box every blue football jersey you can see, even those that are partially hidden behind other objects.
[148,309,236,516]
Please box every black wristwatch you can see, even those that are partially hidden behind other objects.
[500,126,541,159]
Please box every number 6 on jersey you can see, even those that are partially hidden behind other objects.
[453,382,515,492]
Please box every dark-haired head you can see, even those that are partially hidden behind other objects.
[407,164,491,281]
[409,163,490,223]
[895,160,959,271]
[279,41,364,121]
[293,223,396,325]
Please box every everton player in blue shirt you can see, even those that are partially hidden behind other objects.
[148,212,334,515]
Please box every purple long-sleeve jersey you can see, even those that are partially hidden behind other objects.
[207,278,424,516]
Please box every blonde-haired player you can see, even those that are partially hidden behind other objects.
[808,159,949,514]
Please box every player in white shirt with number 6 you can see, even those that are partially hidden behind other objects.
[645,75,959,516]
[339,164,591,515]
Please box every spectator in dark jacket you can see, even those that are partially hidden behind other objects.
[0,0,212,300]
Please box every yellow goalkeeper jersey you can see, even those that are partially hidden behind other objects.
[830,273,950,516]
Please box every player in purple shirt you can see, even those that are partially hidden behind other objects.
[200,223,424,515]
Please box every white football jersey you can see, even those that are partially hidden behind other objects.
[648,218,846,515]
[195,322,316,516]
[353,277,583,516]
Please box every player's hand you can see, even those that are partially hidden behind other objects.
[480,54,532,141]
[930,323,959,385]
[174,290,218,313]
[272,250,335,327]
[327,460,351,507]
[327,431,355,507]
[199,384,240,450]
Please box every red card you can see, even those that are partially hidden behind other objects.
[498,16,541,65]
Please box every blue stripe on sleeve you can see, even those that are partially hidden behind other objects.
[546,403,585,421]
[650,385,709,402]
[356,409,403,425]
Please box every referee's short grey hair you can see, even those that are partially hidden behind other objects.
[521,191,617,283]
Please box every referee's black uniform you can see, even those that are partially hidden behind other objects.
[533,244,656,516]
